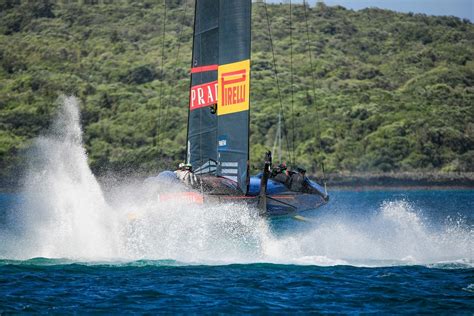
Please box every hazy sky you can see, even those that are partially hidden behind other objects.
[271,0,473,21]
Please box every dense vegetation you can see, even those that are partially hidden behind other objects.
[0,0,473,186]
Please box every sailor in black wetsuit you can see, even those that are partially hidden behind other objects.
[270,163,290,185]
[288,167,307,192]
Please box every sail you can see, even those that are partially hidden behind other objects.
[187,0,219,174]
[187,0,251,193]
[216,0,251,193]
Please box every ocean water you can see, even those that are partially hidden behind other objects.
[0,190,472,314]
[0,97,473,313]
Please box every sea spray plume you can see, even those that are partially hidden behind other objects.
[18,96,118,259]
[261,200,473,266]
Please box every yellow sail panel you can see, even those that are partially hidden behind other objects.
[217,59,250,116]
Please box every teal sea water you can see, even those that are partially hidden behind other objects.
[0,98,473,313]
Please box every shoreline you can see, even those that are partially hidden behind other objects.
[311,172,474,189]
[329,185,473,191]
[1,186,472,194]
[1,172,473,193]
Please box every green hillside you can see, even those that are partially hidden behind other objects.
[0,0,473,185]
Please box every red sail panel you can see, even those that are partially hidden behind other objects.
[190,81,218,110]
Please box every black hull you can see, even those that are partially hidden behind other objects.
[151,171,328,216]
[214,192,328,216]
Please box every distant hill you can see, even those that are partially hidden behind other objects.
[0,0,473,186]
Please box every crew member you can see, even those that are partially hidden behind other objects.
[288,167,307,192]
[175,163,200,187]
[271,163,289,185]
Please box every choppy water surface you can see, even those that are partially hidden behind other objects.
[0,97,472,313]
[0,258,472,313]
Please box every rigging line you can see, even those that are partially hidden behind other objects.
[156,0,168,154]
[185,0,198,163]
[161,0,189,146]
[262,0,292,165]
[289,0,296,166]
[272,113,282,162]
[303,0,322,158]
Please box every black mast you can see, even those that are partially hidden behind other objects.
[186,0,252,194]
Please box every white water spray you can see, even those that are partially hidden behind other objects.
[17,96,117,259]
[1,97,472,267]
[262,200,473,266]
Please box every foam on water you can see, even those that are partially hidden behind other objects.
[1,97,472,267]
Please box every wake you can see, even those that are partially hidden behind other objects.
[0,97,472,268]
